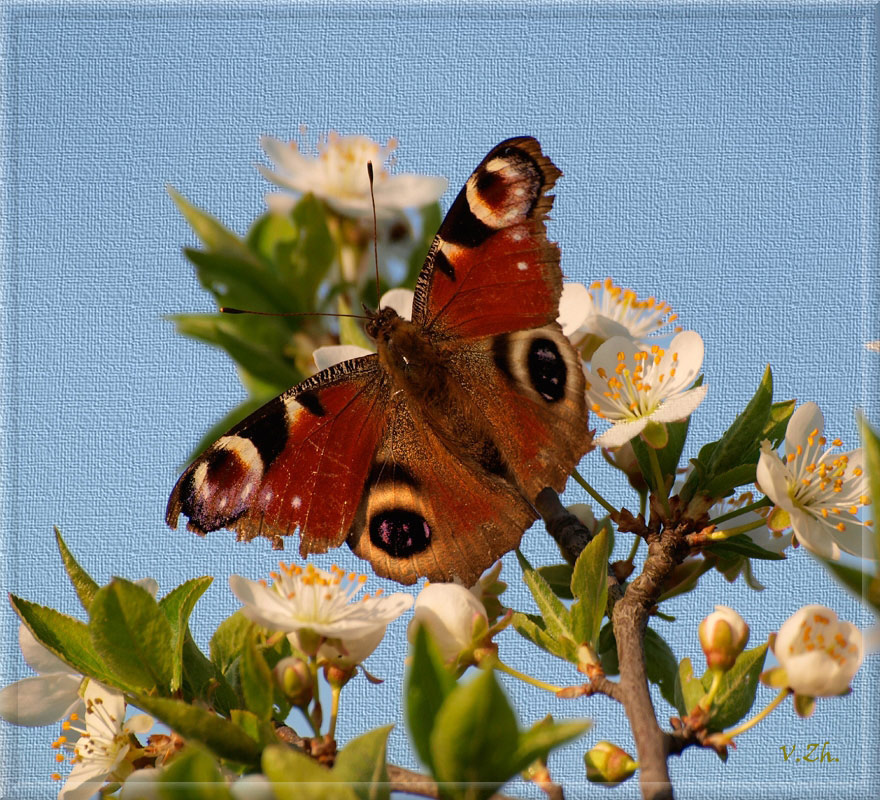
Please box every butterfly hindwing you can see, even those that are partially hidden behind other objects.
[166,356,388,552]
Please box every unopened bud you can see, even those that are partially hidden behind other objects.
[699,606,749,672]
[274,657,313,707]
[585,741,638,784]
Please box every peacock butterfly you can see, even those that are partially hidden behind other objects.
[166,137,591,585]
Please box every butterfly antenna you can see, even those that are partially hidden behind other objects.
[220,308,369,320]
[367,161,380,303]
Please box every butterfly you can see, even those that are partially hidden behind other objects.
[166,137,591,586]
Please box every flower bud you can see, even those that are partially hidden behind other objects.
[407,582,489,667]
[699,606,749,672]
[771,605,864,697]
[468,562,507,626]
[584,741,638,784]
[274,657,313,707]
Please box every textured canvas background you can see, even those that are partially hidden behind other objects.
[1,1,879,797]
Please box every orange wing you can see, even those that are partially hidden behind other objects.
[166,356,387,553]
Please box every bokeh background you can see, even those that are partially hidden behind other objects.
[2,1,878,797]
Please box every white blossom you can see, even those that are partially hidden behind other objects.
[407,582,489,664]
[757,402,871,560]
[54,682,152,800]
[558,279,678,351]
[586,332,707,448]
[773,605,864,697]
[699,606,749,671]
[229,563,412,667]
[259,131,447,219]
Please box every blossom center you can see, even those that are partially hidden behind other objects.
[786,611,860,667]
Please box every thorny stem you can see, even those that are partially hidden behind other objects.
[571,469,617,516]
[722,688,790,740]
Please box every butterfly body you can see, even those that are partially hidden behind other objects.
[167,137,591,585]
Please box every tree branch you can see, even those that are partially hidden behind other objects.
[612,526,689,800]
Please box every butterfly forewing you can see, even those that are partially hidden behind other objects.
[166,356,387,551]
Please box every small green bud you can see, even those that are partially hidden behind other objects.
[274,657,313,707]
[585,741,638,784]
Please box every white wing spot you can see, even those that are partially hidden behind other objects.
[292,496,302,509]
[242,481,256,500]
[514,187,526,197]
[517,261,528,271]
[511,231,524,242]
[262,488,274,504]
[218,497,228,510]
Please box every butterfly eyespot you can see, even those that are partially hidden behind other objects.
[369,509,432,557]
[527,337,567,402]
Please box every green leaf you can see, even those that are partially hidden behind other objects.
[814,557,880,616]
[334,725,394,800]
[682,367,773,503]
[510,611,577,663]
[159,745,232,800]
[405,625,456,772]
[10,595,118,687]
[246,210,299,269]
[703,464,758,498]
[89,578,175,693]
[168,186,258,263]
[673,658,704,716]
[704,534,786,562]
[159,577,213,693]
[179,631,236,717]
[289,194,334,289]
[262,744,358,800]
[511,715,591,775]
[54,527,99,612]
[597,622,619,676]
[240,633,274,721]
[515,550,573,642]
[430,668,519,800]
[183,248,298,316]
[570,527,611,647]
[702,643,768,730]
[536,564,574,600]
[135,695,261,765]
[211,611,256,674]
[644,628,679,708]
[858,411,880,565]
[763,399,796,446]
[230,709,277,750]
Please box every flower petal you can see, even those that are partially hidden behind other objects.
[19,624,75,676]
[373,173,448,209]
[135,578,159,598]
[229,575,300,630]
[313,345,374,371]
[657,331,704,395]
[379,288,415,321]
[756,445,795,513]
[557,283,592,337]
[649,384,708,423]
[785,402,824,457]
[0,674,83,726]
[595,418,649,449]
[59,761,113,800]
[789,509,839,559]
[125,713,155,735]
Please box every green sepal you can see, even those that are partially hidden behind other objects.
[89,578,175,694]
[54,527,99,612]
[704,534,786,561]
[793,692,817,718]
[510,714,591,776]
